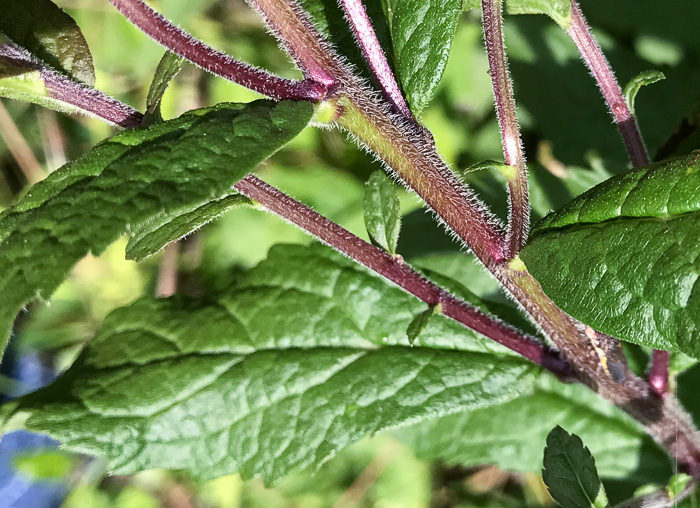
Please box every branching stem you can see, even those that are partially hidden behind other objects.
[566,0,668,396]
[235,176,571,378]
[338,0,412,117]
[481,0,530,257]
[37,72,568,379]
[28,0,700,475]
[108,0,326,101]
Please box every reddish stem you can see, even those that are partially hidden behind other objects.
[566,0,669,395]
[566,0,648,168]
[235,176,571,378]
[245,0,346,87]
[108,0,326,101]
[481,0,530,258]
[0,42,143,128]
[338,0,412,117]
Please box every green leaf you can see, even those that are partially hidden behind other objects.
[521,152,700,356]
[623,70,666,116]
[0,244,538,483]
[406,305,437,345]
[381,0,463,113]
[125,193,253,261]
[364,171,401,255]
[668,473,692,500]
[505,0,573,28]
[0,99,313,355]
[145,52,185,123]
[0,0,94,84]
[543,426,609,508]
[399,375,669,482]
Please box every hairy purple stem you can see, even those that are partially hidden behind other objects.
[481,0,529,258]
[566,0,668,396]
[0,42,142,128]
[245,0,345,87]
[108,0,326,101]
[235,176,572,378]
[339,0,412,118]
[566,0,648,168]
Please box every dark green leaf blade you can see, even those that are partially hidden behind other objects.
[543,426,608,508]
[0,99,314,354]
[381,0,463,114]
[125,193,253,261]
[0,0,94,84]
[0,244,538,483]
[364,171,401,255]
[521,152,700,356]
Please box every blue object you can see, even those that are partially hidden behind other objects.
[0,350,69,508]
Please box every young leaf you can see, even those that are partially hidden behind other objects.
[125,194,253,261]
[0,244,538,483]
[0,0,95,84]
[145,52,185,122]
[542,426,609,508]
[505,0,573,28]
[399,375,668,481]
[380,0,463,113]
[406,305,438,345]
[364,170,401,255]
[521,152,700,357]
[0,100,313,356]
[623,70,666,116]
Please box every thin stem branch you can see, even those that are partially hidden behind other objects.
[234,175,572,378]
[108,0,326,101]
[566,0,648,168]
[338,0,412,117]
[0,42,143,128]
[566,0,669,396]
[481,0,530,258]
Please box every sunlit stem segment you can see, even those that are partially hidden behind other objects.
[566,0,668,396]
[339,0,412,117]
[108,0,326,101]
[336,94,507,265]
[481,0,530,258]
[566,0,648,168]
[235,175,571,378]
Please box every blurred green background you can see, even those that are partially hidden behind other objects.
[0,0,699,506]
